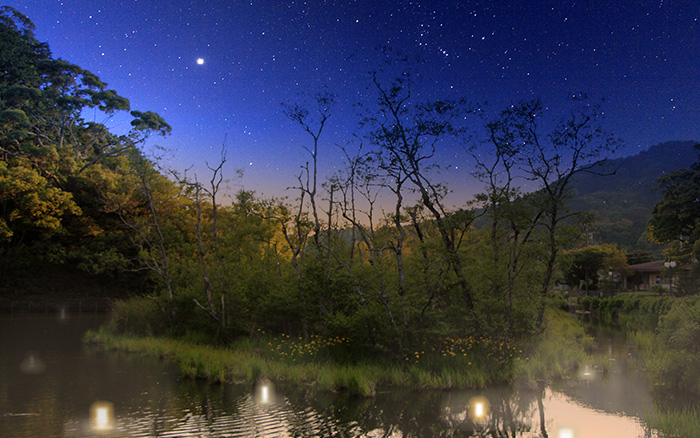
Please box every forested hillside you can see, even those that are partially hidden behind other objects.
[569,140,696,251]
[0,6,170,296]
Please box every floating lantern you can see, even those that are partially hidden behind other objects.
[579,364,595,381]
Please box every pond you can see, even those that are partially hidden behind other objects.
[0,314,667,437]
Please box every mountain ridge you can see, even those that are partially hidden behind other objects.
[569,140,698,251]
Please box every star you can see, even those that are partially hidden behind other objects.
[196,58,204,65]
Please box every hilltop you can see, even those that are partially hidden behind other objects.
[569,140,697,251]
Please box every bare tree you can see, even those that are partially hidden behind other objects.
[282,91,334,249]
[497,97,619,328]
[366,71,482,333]
[171,142,228,327]
[471,112,541,340]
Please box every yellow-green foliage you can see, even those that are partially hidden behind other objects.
[512,309,591,387]
[628,330,655,353]
[259,332,352,363]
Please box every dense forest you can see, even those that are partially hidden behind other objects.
[1,6,697,356]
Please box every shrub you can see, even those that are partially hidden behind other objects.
[651,297,700,395]
[650,284,666,295]
[578,296,591,310]
[107,297,167,336]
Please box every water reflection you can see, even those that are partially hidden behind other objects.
[254,378,275,404]
[0,315,679,437]
[58,383,654,437]
[89,401,114,431]
[559,428,575,438]
[19,352,46,375]
[58,307,71,323]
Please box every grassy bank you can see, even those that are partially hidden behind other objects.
[84,307,592,396]
[645,405,700,438]
[512,308,593,388]
[576,293,675,331]
[84,326,515,396]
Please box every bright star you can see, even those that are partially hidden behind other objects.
[196,58,204,65]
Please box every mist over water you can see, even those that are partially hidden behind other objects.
[0,314,661,437]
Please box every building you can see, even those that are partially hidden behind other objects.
[625,260,675,291]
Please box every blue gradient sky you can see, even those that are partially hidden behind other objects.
[5,0,699,203]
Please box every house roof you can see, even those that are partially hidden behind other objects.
[629,260,666,272]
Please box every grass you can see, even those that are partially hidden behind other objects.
[645,405,700,438]
[512,308,592,388]
[628,329,655,353]
[84,325,517,396]
[84,306,598,396]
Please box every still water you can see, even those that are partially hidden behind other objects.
[0,314,661,437]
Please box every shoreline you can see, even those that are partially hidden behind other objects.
[83,327,516,396]
[0,296,114,314]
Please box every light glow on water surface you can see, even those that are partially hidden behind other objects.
[468,396,489,422]
[1,315,674,438]
[90,401,114,431]
[559,427,575,438]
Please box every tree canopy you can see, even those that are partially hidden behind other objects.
[648,143,700,293]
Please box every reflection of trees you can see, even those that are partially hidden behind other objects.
[440,388,538,438]
[0,315,553,437]
[177,378,227,432]
[280,383,544,437]
[536,385,548,438]
[281,383,443,436]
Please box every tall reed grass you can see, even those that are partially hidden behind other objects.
[645,405,700,438]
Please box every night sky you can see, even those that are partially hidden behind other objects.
[4,0,699,202]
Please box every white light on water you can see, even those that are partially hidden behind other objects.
[579,364,595,381]
[255,379,274,405]
[559,428,574,438]
[90,401,114,431]
[96,408,108,429]
[468,396,489,422]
